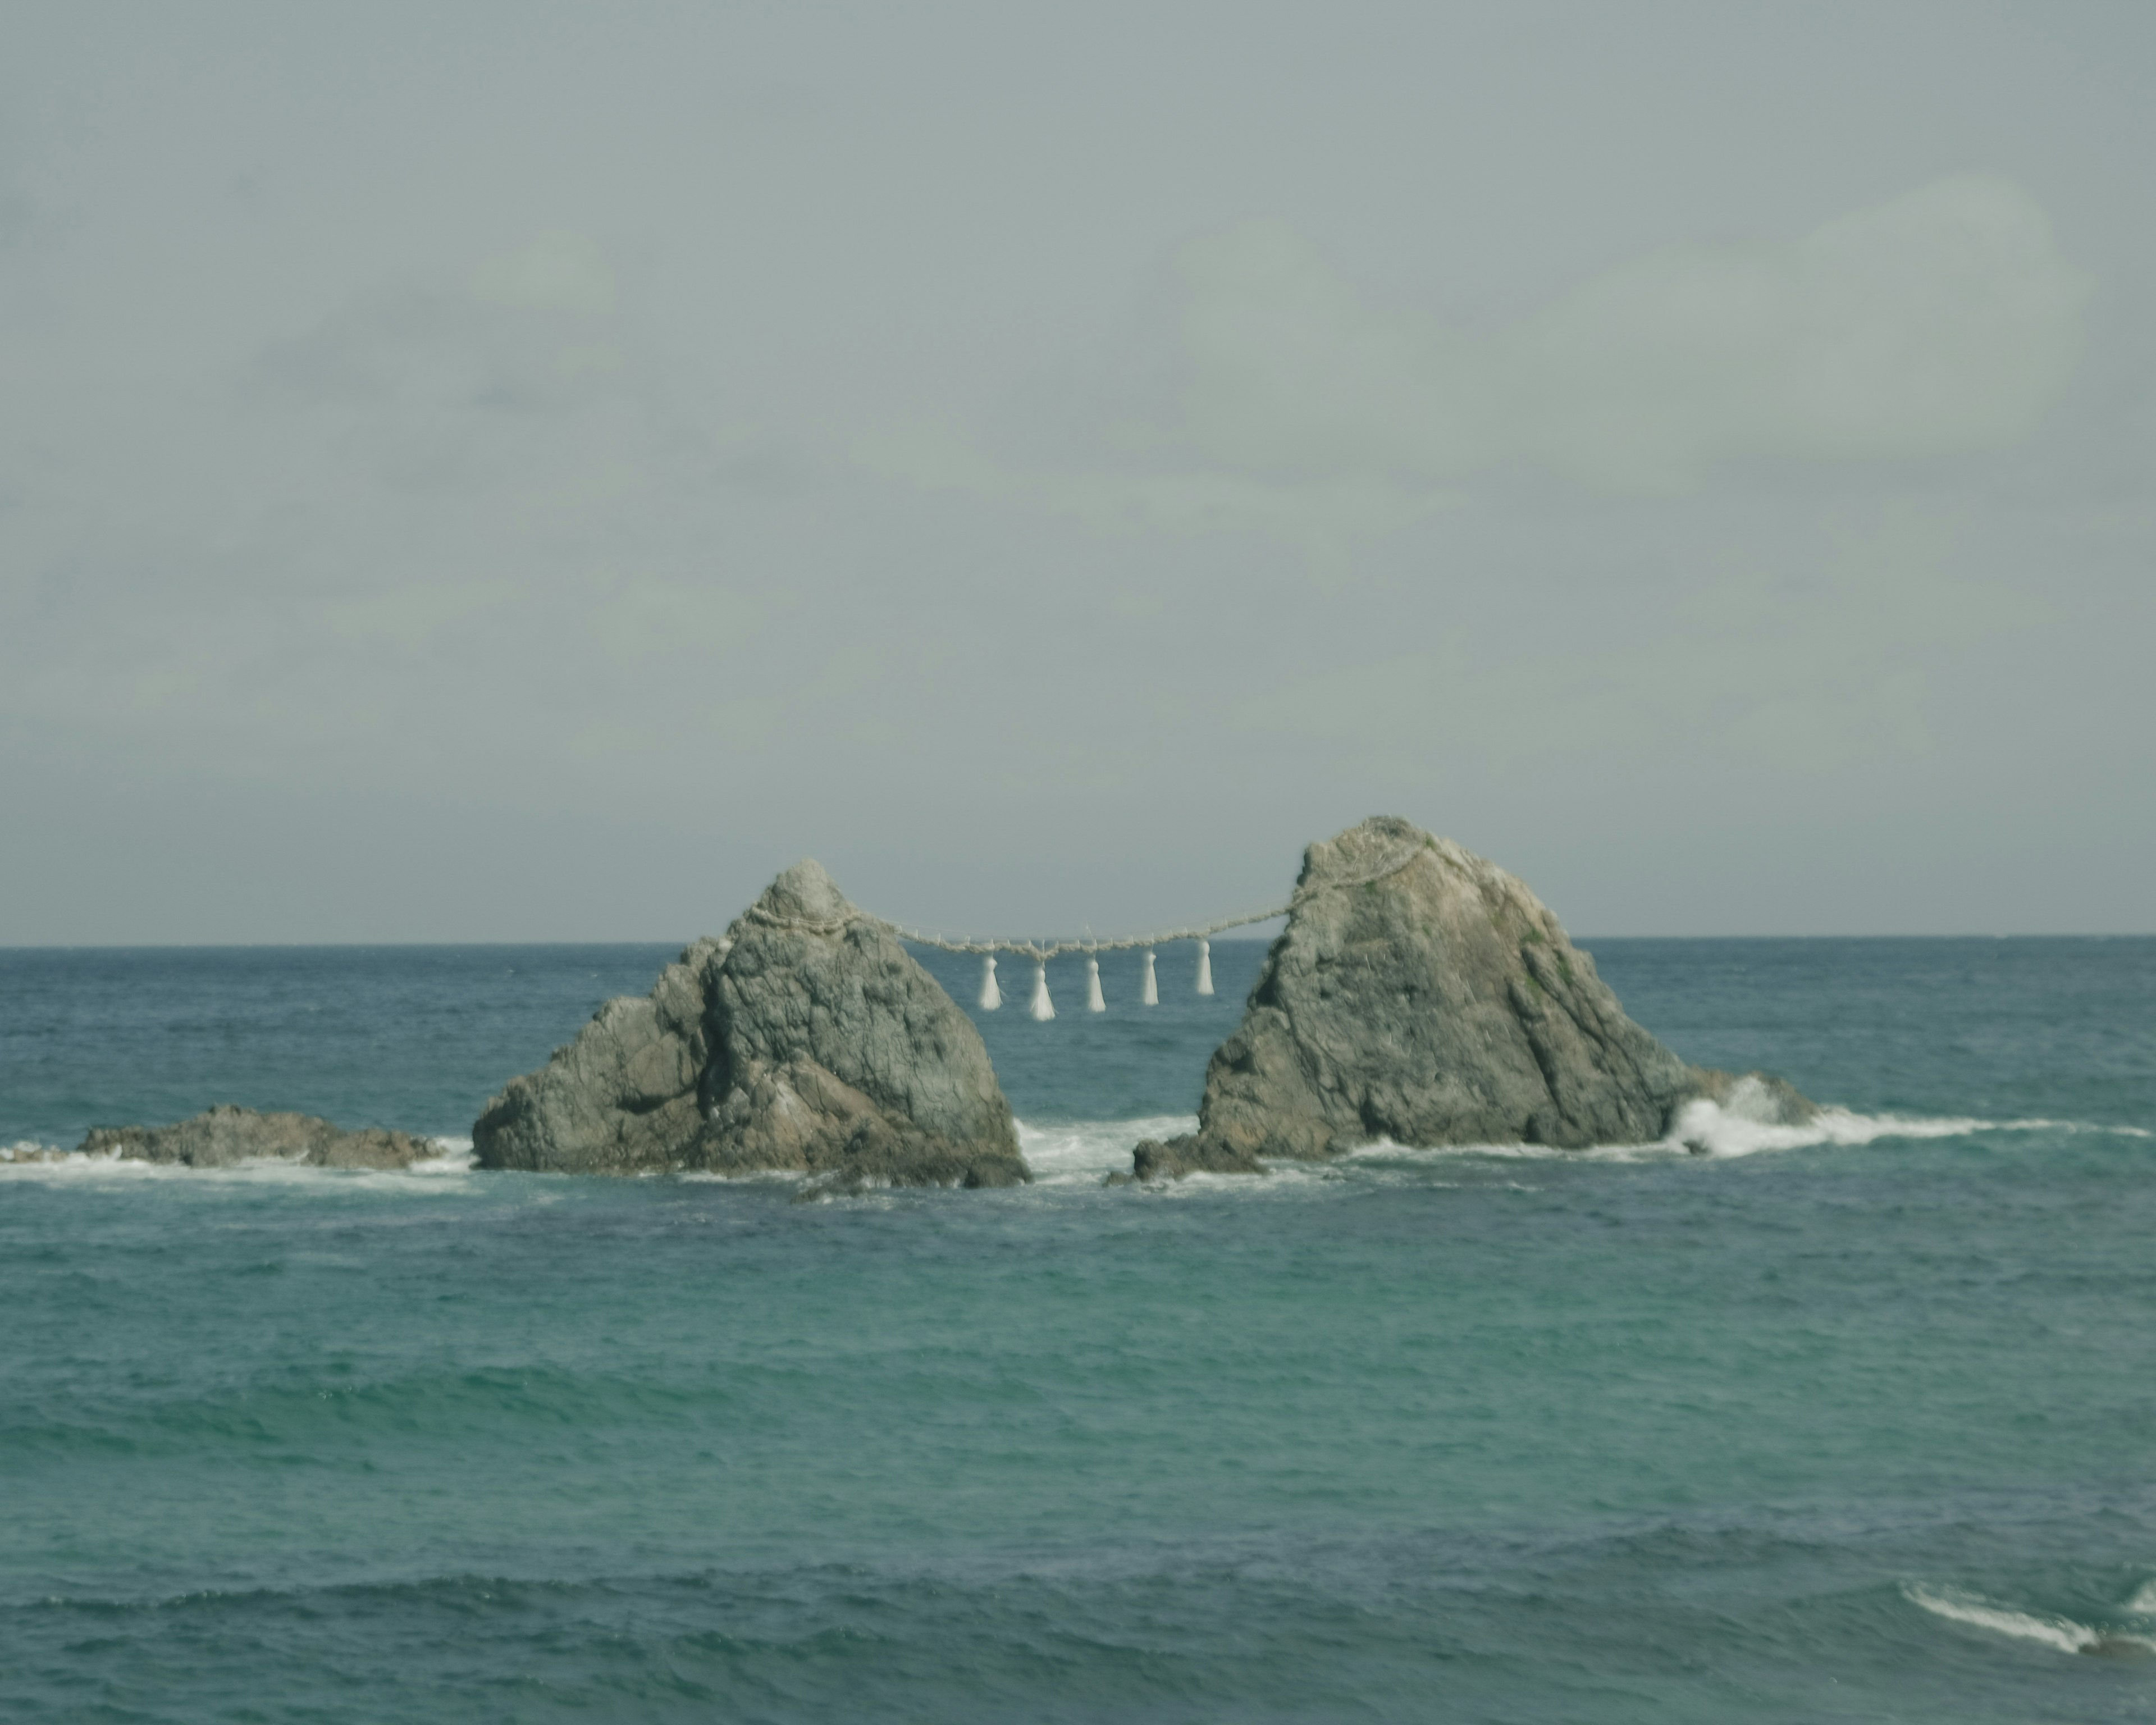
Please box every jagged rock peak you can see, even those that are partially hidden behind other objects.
[1291,814,1449,893]
[1129,816,1813,1180]
[474,858,1026,1192]
[752,856,855,928]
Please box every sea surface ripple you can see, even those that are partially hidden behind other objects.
[2,937,2152,1721]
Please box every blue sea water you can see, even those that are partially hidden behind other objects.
[2,937,2153,1722]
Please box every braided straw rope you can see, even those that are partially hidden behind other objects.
[743,833,1430,959]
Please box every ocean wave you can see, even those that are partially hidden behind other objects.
[0,1138,476,1185]
[675,1167,823,1186]
[5,1102,2141,1193]
[1342,1095,2145,1166]
[415,1138,477,1174]
[1017,1116,1198,1183]
[1904,1583,2155,1657]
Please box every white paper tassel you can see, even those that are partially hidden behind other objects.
[1195,937,1214,996]
[978,953,1001,1011]
[1086,955,1106,1012]
[1140,948,1158,1006]
[1029,959,1055,1021]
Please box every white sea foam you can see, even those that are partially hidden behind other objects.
[1663,1096,2153,1158]
[1666,1093,2004,1160]
[1340,1091,2139,1167]
[675,1167,807,1186]
[1904,1584,2154,1656]
[1017,1116,1197,1184]
[0,1136,477,1186]
[6,1101,2140,1192]
[0,1143,148,1177]
[2129,1580,2156,1616]
[412,1138,477,1175]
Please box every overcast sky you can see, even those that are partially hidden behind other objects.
[3,2,2151,943]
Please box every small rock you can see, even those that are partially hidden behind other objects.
[76,1105,434,1169]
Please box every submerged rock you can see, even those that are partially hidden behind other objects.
[1131,816,1813,1179]
[473,860,1027,1190]
[75,1105,436,1169]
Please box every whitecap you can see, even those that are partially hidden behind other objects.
[0,1138,478,1188]
[1340,1090,2140,1167]
[1664,1090,2155,1159]
[1904,1584,2154,1656]
[409,1138,477,1176]
[1017,1091,2143,1187]
[0,1144,152,1178]
[1666,1094,1988,1160]
[2128,1579,2156,1616]
[675,1167,810,1186]
[1016,1115,1197,1184]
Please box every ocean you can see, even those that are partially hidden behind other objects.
[2,936,2153,1721]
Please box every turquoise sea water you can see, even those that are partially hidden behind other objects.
[2,937,2154,1721]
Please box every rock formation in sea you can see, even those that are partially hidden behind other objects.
[473,859,1027,1190]
[72,1105,437,1169]
[1130,816,1814,1179]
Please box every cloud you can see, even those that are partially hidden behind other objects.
[582,572,765,665]
[470,231,617,314]
[241,242,684,512]
[858,420,1446,570]
[0,176,29,249]
[1173,176,2090,495]
[327,579,518,651]
[865,177,2089,551]
[255,287,624,423]
[1234,506,2049,775]
[253,235,632,442]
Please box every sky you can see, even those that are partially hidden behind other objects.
[2,2,2151,943]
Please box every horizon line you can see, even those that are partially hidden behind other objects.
[2,932,2152,953]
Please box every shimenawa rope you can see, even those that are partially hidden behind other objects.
[743,832,1429,1016]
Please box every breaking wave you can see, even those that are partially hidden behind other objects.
[5,1103,2142,1194]
[1346,1096,2147,1166]
[1018,1116,1198,1183]
[1017,1094,2133,1188]
[1659,1096,2084,1160]
[0,1137,476,1184]
[1904,1584,2155,1657]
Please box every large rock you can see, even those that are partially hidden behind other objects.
[74,1105,436,1169]
[1132,816,1812,1178]
[473,860,1027,1190]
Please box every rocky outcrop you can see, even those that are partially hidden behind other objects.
[74,1105,436,1169]
[1131,816,1813,1179]
[473,860,1027,1190]
[469,937,728,1175]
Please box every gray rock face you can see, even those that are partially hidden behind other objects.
[473,860,1027,1189]
[74,1105,437,1169]
[1132,816,1813,1179]
[468,938,728,1175]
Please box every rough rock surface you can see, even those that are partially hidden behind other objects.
[1131,816,1814,1179]
[473,860,1027,1190]
[74,1105,436,1169]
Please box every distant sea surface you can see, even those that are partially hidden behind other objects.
[3,937,2154,1722]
